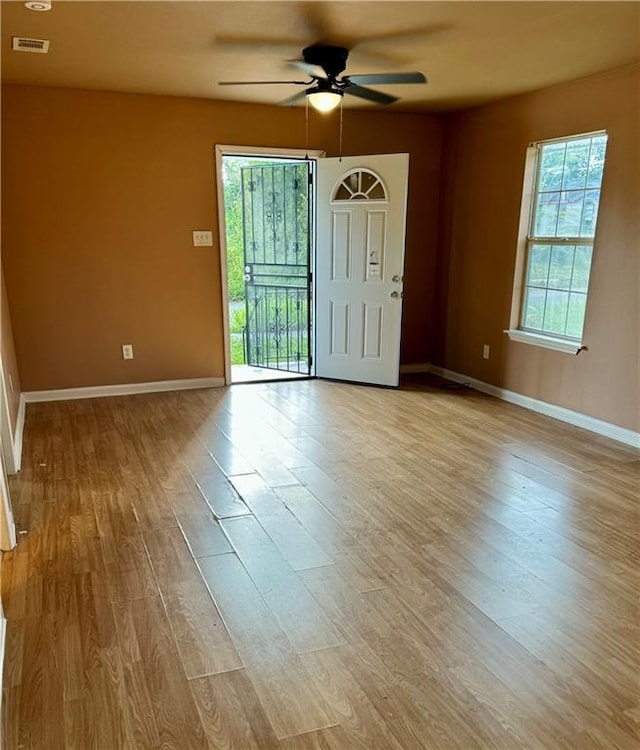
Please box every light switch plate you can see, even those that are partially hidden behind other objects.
[192,230,213,246]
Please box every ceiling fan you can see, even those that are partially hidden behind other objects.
[219,44,427,112]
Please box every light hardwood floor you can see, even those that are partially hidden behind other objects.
[2,375,638,749]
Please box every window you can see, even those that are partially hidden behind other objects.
[507,131,607,353]
[332,169,387,201]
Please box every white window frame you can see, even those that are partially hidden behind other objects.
[505,130,607,354]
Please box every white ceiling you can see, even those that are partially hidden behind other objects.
[2,1,639,112]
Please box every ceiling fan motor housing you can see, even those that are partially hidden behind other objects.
[302,45,349,78]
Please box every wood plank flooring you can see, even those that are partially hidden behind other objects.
[2,375,638,749]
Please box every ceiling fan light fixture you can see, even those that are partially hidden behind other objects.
[307,89,342,113]
[25,0,52,10]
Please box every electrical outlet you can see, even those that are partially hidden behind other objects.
[192,230,213,246]
[122,344,134,360]
[483,344,490,360]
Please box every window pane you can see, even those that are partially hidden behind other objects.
[534,192,559,236]
[561,138,590,190]
[523,287,546,331]
[368,182,385,199]
[556,191,584,236]
[361,171,378,193]
[571,245,593,292]
[346,173,359,192]
[587,136,607,188]
[580,189,601,237]
[538,142,565,191]
[549,245,574,290]
[543,290,569,334]
[566,293,587,338]
[527,244,551,286]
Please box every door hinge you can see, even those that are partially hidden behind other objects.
[308,172,313,186]
[308,355,313,366]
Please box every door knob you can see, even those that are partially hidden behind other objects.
[392,274,403,283]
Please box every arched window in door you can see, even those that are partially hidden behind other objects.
[332,169,387,202]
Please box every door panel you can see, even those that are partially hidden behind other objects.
[331,212,352,281]
[315,154,409,386]
[362,303,383,359]
[330,300,350,356]
[241,162,311,374]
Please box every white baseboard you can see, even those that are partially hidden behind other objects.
[0,559,6,720]
[17,369,638,449]
[400,363,432,374]
[0,614,5,697]
[22,377,225,404]
[0,612,5,750]
[429,365,640,449]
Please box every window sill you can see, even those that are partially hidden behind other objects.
[504,329,584,355]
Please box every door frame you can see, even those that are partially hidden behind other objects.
[0,359,16,550]
[0,371,16,475]
[214,145,325,386]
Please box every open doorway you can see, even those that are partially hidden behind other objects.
[217,147,410,388]
[216,146,324,385]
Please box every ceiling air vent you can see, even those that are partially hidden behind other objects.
[12,37,50,53]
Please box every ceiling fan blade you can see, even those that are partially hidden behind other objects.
[280,90,309,107]
[287,60,328,79]
[344,84,398,106]
[214,34,302,50]
[371,24,449,43]
[346,72,427,86]
[218,80,309,86]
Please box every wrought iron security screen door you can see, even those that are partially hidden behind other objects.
[241,162,312,374]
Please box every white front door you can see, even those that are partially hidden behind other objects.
[315,154,409,386]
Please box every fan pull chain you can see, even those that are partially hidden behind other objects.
[304,97,310,159]
[339,97,343,162]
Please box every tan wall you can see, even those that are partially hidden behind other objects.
[1,85,443,391]
[1,264,21,433]
[437,65,639,432]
